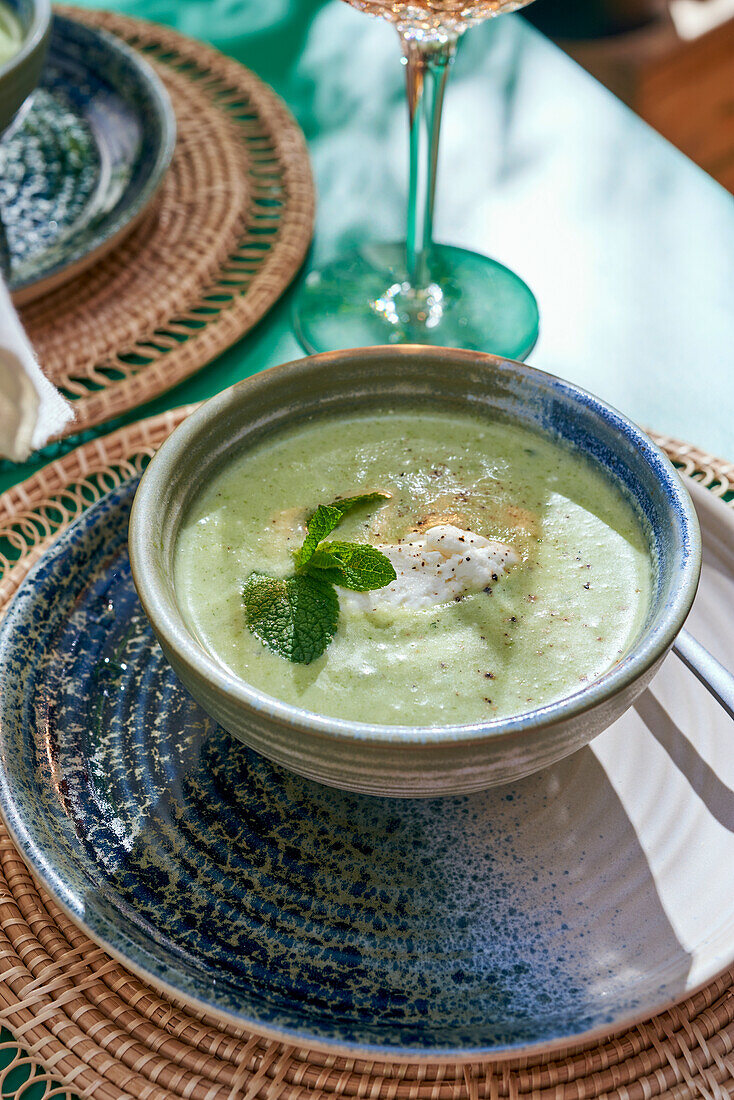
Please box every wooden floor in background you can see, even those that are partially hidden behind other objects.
[637,16,734,193]
[558,15,734,193]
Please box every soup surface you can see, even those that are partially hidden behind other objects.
[175,409,653,726]
[0,3,22,67]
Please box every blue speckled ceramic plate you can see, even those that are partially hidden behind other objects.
[2,14,175,304]
[1,478,734,1061]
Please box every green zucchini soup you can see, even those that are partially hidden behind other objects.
[174,408,653,726]
[0,2,22,67]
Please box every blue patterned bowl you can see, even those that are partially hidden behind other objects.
[129,346,701,797]
[0,0,50,134]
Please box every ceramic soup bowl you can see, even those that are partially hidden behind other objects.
[129,346,700,797]
[0,0,50,135]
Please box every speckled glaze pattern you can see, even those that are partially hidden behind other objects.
[0,476,723,1057]
[129,347,701,797]
[2,13,175,302]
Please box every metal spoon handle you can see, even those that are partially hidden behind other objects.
[672,629,734,721]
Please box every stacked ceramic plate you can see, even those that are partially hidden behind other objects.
[3,11,175,304]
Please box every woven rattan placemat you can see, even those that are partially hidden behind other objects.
[0,410,732,1100]
[16,8,314,440]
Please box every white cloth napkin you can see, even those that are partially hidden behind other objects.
[0,279,73,462]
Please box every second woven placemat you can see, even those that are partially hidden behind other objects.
[0,410,732,1099]
[17,7,314,441]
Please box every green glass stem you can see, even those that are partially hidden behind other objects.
[400,33,457,291]
[292,18,539,360]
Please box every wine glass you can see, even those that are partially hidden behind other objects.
[294,0,540,360]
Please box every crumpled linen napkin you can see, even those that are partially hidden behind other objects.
[0,278,73,462]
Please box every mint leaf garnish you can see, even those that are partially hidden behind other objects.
[297,492,391,569]
[309,490,392,523]
[296,504,343,568]
[242,570,339,664]
[243,490,395,664]
[306,541,397,592]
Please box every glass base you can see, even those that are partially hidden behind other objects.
[294,242,539,361]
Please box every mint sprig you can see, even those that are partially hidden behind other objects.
[242,572,339,664]
[306,491,392,523]
[305,541,397,592]
[296,491,392,569]
[296,504,343,568]
[243,492,395,664]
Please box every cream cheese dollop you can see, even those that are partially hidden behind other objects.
[341,524,518,612]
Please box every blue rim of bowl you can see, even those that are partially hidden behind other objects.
[9,13,177,301]
[0,0,50,80]
[129,346,702,751]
